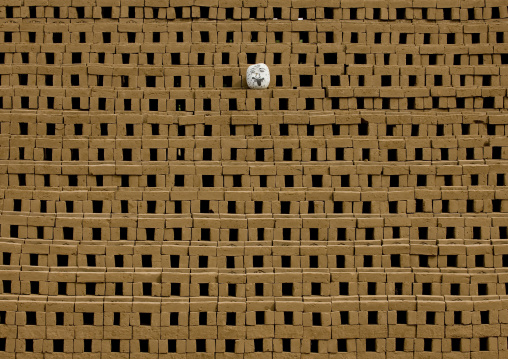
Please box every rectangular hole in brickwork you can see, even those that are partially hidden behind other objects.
[280,201,290,214]
[282,283,293,296]
[484,97,495,109]
[434,75,442,86]
[257,227,264,240]
[333,200,343,213]
[324,7,334,19]
[497,173,505,186]
[253,255,263,268]
[174,201,182,213]
[26,311,36,325]
[358,120,369,135]
[170,255,180,268]
[478,283,487,295]
[114,255,124,267]
[168,312,178,325]
[171,53,180,65]
[284,311,293,325]
[309,255,318,267]
[281,256,291,267]
[175,99,185,111]
[308,201,315,213]
[203,99,211,111]
[380,98,389,109]
[111,339,120,352]
[200,31,209,42]
[336,228,346,241]
[255,148,264,161]
[367,311,378,324]
[145,76,155,87]
[9,225,18,238]
[199,283,209,296]
[53,339,64,352]
[92,228,101,240]
[381,75,391,87]
[257,175,266,187]
[497,32,504,43]
[299,75,313,87]
[199,6,210,19]
[366,282,376,295]
[335,255,345,268]
[349,8,357,19]
[223,76,232,87]
[142,282,152,295]
[225,8,233,19]
[149,149,157,161]
[145,53,153,64]
[56,255,68,267]
[246,53,256,64]
[321,31,332,44]
[229,99,237,110]
[145,228,155,241]
[273,7,282,19]
[201,228,210,241]
[476,255,485,267]
[222,52,229,64]
[323,53,337,64]
[201,175,214,188]
[388,149,397,161]
[26,338,34,352]
[363,255,373,267]
[203,148,212,160]
[311,175,322,187]
[487,123,496,136]
[274,75,282,86]
[298,8,308,19]
[142,255,152,268]
[139,339,149,352]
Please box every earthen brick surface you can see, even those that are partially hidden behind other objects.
[0,0,507,357]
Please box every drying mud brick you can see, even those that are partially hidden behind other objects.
[0,0,507,357]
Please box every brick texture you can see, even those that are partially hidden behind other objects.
[0,0,508,357]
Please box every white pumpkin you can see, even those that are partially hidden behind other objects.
[246,63,270,89]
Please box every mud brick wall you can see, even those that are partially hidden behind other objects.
[0,0,508,357]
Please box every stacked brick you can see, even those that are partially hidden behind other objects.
[0,0,508,357]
